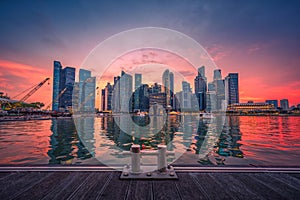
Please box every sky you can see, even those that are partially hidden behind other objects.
[0,0,300,106]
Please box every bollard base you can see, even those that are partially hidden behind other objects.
[120,165,178,180]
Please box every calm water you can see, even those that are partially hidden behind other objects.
[0,115,299,166]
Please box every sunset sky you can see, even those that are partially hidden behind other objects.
[0,0,299,106]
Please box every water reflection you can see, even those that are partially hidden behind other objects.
[3,115,296,166]
[48,118,93,164]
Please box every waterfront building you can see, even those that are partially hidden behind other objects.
[227,103,276,112]
[162,69,174,109]
[297,104,300,109]
[206,91,217,112]
[194,66,207,111]
[120,71,133,113]
[169,72,175,109]
[149,92,166,109]
[213,69,225,110]
[78,69,95,112]
[136,84,149,111]
[149,83,162,94]
[52,61,76,112]
[280,99,289,110]
[226,73,239,105]
[59,67,75,111]
[52,61,62,111]
[266,100,278,109]
[182,81,192,111]
[134,74,142,111]
[101,82,113,111]
[112,76,121,112]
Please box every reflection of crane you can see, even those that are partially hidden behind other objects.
[20,78,50,102]
[45,87,67,110]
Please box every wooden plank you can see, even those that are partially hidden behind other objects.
[190,173,233,200]
[68,172,112,200]
[41,172,92,200]
[0,172,52,200]
[251,173,300,199]
[125,180,152,200]
[208,173,258,200]
[268,173,300,190]
[14,172,71,200]
[232,173,285,199]
[97,172,130,200]
[152,180,181,200]
[175,173,208,199]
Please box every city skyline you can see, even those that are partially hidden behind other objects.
[0,1,300,105]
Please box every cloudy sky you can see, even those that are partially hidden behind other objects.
[0,0,299,106]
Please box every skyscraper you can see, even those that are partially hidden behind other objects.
[78,69,95,112]
[169,72,174,108]
[112,76,121,112]
[181,81,192,111]
[194,66,207,111]
[52,61,75,112]
[102,82,113,111]
[213,69,225,110]
[225,73,239,105]
[162,69,174,108]
[120,71,133,112]
[280,99,289,110]
[134,74,142,111]
[59,67,75,110]
[52,61,62,111]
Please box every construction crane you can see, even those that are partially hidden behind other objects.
[20,78,50,102]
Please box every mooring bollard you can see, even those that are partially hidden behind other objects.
[131,144,141,173]
[120,144,177,179]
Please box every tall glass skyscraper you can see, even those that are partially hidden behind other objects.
[227,73,239,105]
[59,67,75,110]
[52,61,62,111]
[78,69,95,112]
[134,74,142,111]
[120,71,133,112]
[162,69,174,108]
[194,66,207,111]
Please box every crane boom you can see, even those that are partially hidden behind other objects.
[20,78,50,102]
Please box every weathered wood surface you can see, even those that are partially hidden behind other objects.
[0,172,299,200]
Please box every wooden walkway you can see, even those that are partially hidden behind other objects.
[0,171,299,200]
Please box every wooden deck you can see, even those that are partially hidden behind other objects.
[0,171,299,199]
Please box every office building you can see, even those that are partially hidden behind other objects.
[59,67,75,111]
[120,71,133,112]
[162,69,174,108]
[78,69,95,112]
[134,74,142,111]
[266,100,278,109]
[52,61,62,111]
[280,99,289,110]
[52,61,76,112]
[194,66,207,111]
[226,73,239,105]
[101,82,113,111]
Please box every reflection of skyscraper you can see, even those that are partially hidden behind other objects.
[194,66,207,111]
[52,61,62,111]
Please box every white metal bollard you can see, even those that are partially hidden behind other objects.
[130,144,141,173]
[157,145,167,171]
